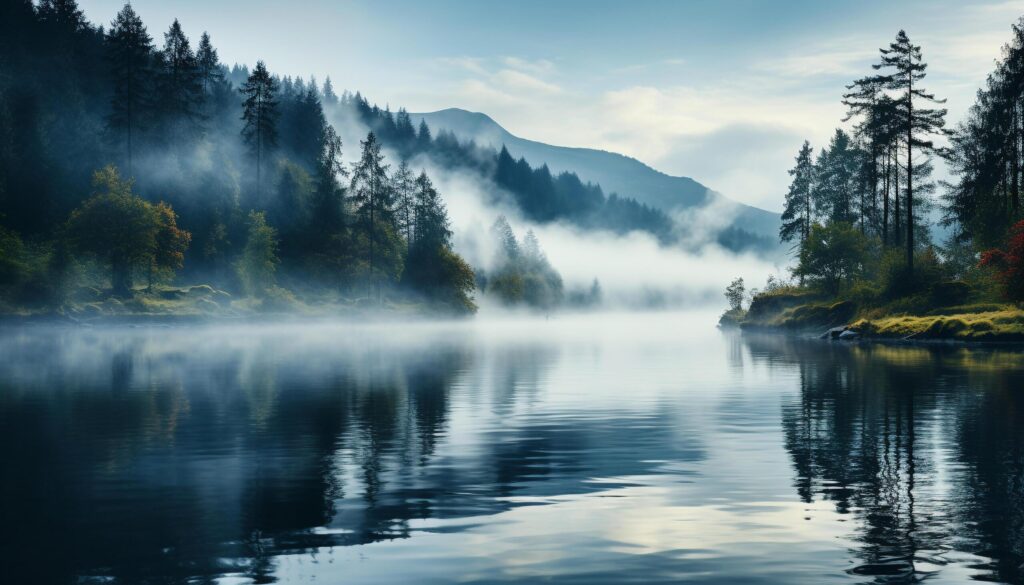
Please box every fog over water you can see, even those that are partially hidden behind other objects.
[2,313,1024,584]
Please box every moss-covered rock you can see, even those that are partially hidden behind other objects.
[851,308,1024,341]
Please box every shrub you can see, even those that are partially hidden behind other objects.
[979,220,1024,301]
[792,222,870,295]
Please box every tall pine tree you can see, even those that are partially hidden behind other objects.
[154,19,204,143]
[873,30,947,273]
[240,60,279,203]
[106,2,152,176]
[780,141,816,267]
[349,132,395,301]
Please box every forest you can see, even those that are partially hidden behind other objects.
[723,25,1024,340]
[0,0,644,318]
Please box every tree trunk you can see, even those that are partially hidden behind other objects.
[906,76,915,276]
[894,151,901,248]
[883,148,890,246]
[111,255,132,297]
[1013,101,1021,214]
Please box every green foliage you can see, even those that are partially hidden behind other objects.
[484,218,563,310]
[0,226,28,287]
[879,246,945,299]
[724,277,745,311]
[404,245,477,314]
[793,222,871,295]
[235,210,279,297]
[1,4,486,316]
[64,166,191,295]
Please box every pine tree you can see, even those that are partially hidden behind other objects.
[413,170,451,249]
[106,2,152,177]
[814,129,860,225]
[37,0,86,34]
[311,124,347,243]
[240,61,279,203]
[321,76,338,107]
[403,171,475,313]
[394,108,416,153]
[392,160,415,243]
[196,32,224,96]
[349,132,393,301]
[416,119,432,152]
[780,141,816,265]
[873,30,947,274]
[154,19,204,142]
[944,19,1024,248]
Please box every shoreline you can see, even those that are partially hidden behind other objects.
[723,294,1024,345]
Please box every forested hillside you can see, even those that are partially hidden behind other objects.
[413,107,781,241]
[0,0,776,317]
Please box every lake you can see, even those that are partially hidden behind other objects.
[2,312,1023,584]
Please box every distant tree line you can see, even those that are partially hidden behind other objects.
[341,92,774,251]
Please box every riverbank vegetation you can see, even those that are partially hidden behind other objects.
[723,27,1024,341]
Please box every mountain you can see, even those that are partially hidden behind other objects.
[411,108,781,240]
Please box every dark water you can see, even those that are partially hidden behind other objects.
[2,313,1023,584]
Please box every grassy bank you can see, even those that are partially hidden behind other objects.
[726,288,1024,342]
[0,283,434,326]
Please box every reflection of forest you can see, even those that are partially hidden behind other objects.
[742,335,1024,583]
[0,330,698,585]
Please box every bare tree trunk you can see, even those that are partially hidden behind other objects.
[906,76,915,276]
[883,147,890,246]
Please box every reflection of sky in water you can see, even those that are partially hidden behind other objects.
[1,313,1022,584]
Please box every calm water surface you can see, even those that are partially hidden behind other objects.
[2,312,1023,584]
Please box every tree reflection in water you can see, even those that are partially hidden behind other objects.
[743,335,1024,584]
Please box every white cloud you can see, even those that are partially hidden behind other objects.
[755,37,876,78]
[406,2,1022,213]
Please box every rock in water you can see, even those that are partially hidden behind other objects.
[821,326,847,340]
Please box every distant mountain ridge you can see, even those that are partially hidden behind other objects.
[411,108,780,240]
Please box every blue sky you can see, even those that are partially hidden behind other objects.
[78,0,1024,211]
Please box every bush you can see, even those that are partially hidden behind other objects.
[980,220,1024,301]
[235,211,279,297]
[930,281,972,306]
[880,247,946,299]
[793,222,871,295]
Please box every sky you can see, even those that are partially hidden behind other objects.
[77,0,1024,212]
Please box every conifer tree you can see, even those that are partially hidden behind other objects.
[311,124,347,243]
[873,30,947,274]
[813,129,860,225]
[412,170,451,249]
[321,76,338,106]
[780,141,816,265]
[349,132,394,300]
[106,2,152,176]
[416,119,432,152]
[240,60,279,203]
[195,32,224,96]
[392,160,415,243]
[155,19,204,141]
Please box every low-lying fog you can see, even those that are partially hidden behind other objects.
[327,108,784,312]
